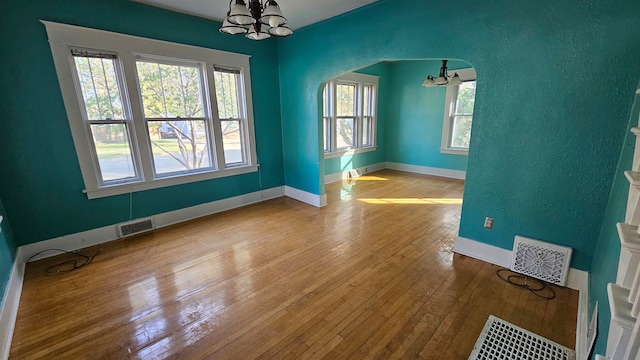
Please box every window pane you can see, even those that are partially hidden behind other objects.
[363,85,373,116]
[214,68,241,119]
[74,55,125,120]
[148,120,211,174]
[451,115,472,148]
[454,81,476,115]
[136,61,204,119]
[323,117,330,152]
[362,117,372,147]
[221,120,244,165]
[336,84,355,117]
[90,124,136,182]
[336,118,354,149]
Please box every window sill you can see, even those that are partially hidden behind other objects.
[324,146,377,159]
[440,147,469,156]
[84,165,258,199]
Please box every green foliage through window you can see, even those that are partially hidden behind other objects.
[73,54,125,121]
[136,61,204,119]
[450,81,476,149]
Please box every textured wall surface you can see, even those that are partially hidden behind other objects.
[0,197,16,306]
[385,60,469,171]
[278,0,640,270]
[324,62,389,176]
[0,0,285,246]
[590,84,640,356]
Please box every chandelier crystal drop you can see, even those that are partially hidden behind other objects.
[422,60,462,87]
[220,0,293,40]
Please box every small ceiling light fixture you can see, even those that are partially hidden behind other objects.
[220,0,293,40]
[422,60,462,87]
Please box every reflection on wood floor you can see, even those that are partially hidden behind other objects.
[10,169,577,359]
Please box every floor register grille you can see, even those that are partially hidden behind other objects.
[469,316,575,360]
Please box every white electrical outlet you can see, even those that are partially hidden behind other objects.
[484,217,494,229]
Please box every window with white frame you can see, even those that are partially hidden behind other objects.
[441,68,476,155]
[136,57,212,176]
[72,49,139,184]
[323,73,378,157]
[43,21,257,199]
[214,67,248,166]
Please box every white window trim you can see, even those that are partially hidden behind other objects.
[324,146,378,159]
[42,21,258,199]
[323,72,379,158]
[441,67,476,155]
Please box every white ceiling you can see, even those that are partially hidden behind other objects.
[133,0,379,30]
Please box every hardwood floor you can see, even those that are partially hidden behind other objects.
[9,170,578,359]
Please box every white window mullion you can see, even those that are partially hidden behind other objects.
[235,70,251,166]
[331,81,337,152]
[327,82,332,152]
[207,67,226,170]
[355,83,363,149]
[200,64,218,170]
[121,52,153,181]
[329,81,335,152]
[211,115,226,170]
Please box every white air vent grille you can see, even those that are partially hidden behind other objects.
[117,218,154,237]
[510,235,572,286]
[469,315,575,360]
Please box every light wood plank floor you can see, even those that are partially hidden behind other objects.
[10,170,578,359]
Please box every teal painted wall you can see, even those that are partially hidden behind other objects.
[589,86,640,356]
[0,0,284,246]
[278,0,640,270]
[324,62,390,176]
[0,197,17,306]
[385,60,468,171]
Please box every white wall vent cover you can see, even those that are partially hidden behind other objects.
[347,169,360,179]
[117,218,154,238]
[510,235,573,286]
[469,315,575,360]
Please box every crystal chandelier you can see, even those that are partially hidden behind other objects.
[422,60,462,87]
[220,0,293,40]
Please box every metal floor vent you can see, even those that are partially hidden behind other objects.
[117,218,154,237]
[510,235,572,286]
[469,315,575,360]
[347,169,360,179]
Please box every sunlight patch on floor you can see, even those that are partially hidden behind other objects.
[345,175,388,181]
[357,198,463,205]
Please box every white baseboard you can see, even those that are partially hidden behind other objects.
[325,162,386,184]
[21,186,284,262]
[0,248,24,360]
[21,224,118,262]
[154,187,284,229]
[385,162,466,180]
[324,172,342,185]
[284,186,327,207]
[453,236,512,267]
[453,236,589,357]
